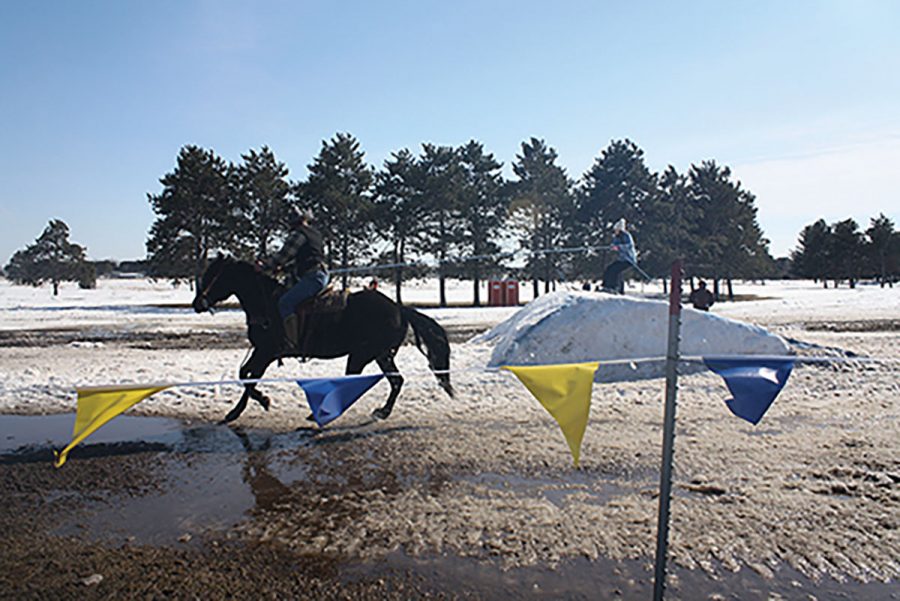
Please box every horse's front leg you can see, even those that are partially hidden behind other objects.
[222,391,249,424]
[244,349,275,411]
[223,348,274,423]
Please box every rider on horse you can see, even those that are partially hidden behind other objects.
[258,207,329,349]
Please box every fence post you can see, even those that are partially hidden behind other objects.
[653,259,683,601]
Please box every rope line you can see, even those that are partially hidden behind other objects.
[2,354,896,397]
[327,244,616,275]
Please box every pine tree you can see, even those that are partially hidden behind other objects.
[418,143,463,307]
[723,188,776,282]
[866,214,895,287]
[373,149,428,303]
[890,231,900,286]
[298,133,375,289]
[232,146,292,259]
[688,161,773,297]
[574,139,656,279]
[641,166,696,278]
[4,219,92,296]
[145,145,234,286]
[830,218,865,288]
[792,219,832,287]
[454,140,508,306]
[510,138,573,296]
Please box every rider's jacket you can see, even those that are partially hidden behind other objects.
[265,224,326,282]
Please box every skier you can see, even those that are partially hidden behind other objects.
[601,218,637,294]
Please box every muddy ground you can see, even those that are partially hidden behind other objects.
[1,318,898,600]
[0,322,485,349]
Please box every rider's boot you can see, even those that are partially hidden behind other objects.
[282,314,300,351]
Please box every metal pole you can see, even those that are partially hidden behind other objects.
[653,259,683,601]
[632,263,653,282]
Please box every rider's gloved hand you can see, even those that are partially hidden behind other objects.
[254,260,266,273]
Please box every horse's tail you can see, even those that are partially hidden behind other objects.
[401,306,454,397]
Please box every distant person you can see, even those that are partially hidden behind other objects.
[601,218,637,294]
[582,281,592,291]
[367,277,378,290]
[257,208,328,348]
[689,280,715,311]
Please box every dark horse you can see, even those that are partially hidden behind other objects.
[192,256,453,423]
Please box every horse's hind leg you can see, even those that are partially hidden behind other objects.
[337,348,398,420]
[302,348,377,422]
[373,349,403,420]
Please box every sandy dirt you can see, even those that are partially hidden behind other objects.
[1,283,898,600]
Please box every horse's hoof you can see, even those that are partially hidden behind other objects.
[259,396,270,411]
[221,412,239,425]
[372,407,391,420]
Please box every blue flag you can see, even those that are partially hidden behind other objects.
[297,374,384,427]
[703,358,794,425]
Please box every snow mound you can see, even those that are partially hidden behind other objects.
[472,291,791,382]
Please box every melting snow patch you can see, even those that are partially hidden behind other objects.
[472,291,790,382]
[69,341,105,349]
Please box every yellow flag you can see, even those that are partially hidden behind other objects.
[54,385,169,468]
[503,362,599,466]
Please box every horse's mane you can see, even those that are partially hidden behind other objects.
[213,256,282,295]
[211,255,364,300]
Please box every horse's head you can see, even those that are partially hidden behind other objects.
[192,254,235,313]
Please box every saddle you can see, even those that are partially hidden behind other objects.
[286,284,349,359]
[294,283,348,317]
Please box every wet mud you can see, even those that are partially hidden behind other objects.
[802,319,900,332]
[2,413,898,600]
[0,321,482,350]
[1,311,898,599]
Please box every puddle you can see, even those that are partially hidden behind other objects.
[342,552,900,600]
[745,428,783,437]
[55,454,252,545]
[3,415,633,549]
[342,552,650,599]
[0,414,319,545]
[0,413,184,453]
[64,424,318,545]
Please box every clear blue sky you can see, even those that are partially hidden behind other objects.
[2,0,898,261]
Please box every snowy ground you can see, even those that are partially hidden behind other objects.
[2,276,897,330]
[0,276,898,590]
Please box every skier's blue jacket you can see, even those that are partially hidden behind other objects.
[612,231,637,265]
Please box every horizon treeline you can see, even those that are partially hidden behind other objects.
[144,134,776,305]
[7,134,896,301]
[792,214,899,288]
